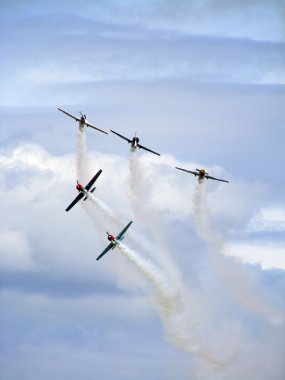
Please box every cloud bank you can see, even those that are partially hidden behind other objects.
[1,142,285,379]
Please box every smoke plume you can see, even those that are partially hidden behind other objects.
[76,128,90,183]
[193,180,284,326]
[118,243,235,368]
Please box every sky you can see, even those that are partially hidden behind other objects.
[0,1,285,379]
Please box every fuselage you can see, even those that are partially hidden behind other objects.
[107,233,118,249]
[76,183,84,192]
[107,233,115,242]
[197,169,206,180]
[79,115,87,129]
[76,183,89,196]
[131,136,139,148]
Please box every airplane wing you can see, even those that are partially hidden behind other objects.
[58,108,80,122]
[84,169,102,191]
[96,243,114,261]
[85,122,108,135]
[110,130,132,143]
[116,221,133,241]
[65,192,84,212]
[205,175,229,183]
[137,143,161,156]
[175,167,198,176]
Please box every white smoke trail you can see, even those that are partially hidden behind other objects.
[87,192,163,264]
[75,139,156,259]
[193,180,284,325]
[76,128,90,183]
[75,134,282,372]
[128,149,183,285]
[128,147,143,200]
[75,128,120,226]
[75,144,276,375]
[118,242,236,368]
[87,193,121,226]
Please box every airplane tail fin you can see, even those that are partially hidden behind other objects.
[83,187,96,201]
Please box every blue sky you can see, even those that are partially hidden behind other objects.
[0,1,285,379]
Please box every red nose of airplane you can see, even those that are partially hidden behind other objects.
[107,233,115,241]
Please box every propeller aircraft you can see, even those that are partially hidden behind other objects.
[96,221,133,261]
[110,130,160,156]
[58,108,108,135]
[65,169,102,212]
[175,167,229,183]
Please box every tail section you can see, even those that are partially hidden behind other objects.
[83,187,96,201]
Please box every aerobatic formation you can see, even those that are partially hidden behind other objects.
[60,107,229,260]
[58,107,285,379]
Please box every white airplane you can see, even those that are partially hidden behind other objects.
[58,108,108,135]
[110,130,160,156]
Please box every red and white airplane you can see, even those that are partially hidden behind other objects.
[58,108,108,135]
[175,167,229,183]
[65,170,102,212]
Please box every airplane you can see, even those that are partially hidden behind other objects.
[96,221,133,261]
[175,167,229,183]
[110,130,160,156]
[65,169,102,212]
[58,108,108,135]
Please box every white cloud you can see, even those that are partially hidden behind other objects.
[0,1,285,376]
[1,142,285,380]
[1,10,285,107]
[0,230,35,271]
[0,143,282,270]
[0,143,71,176]
[226,241,285,270]
[246,206,285,233]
